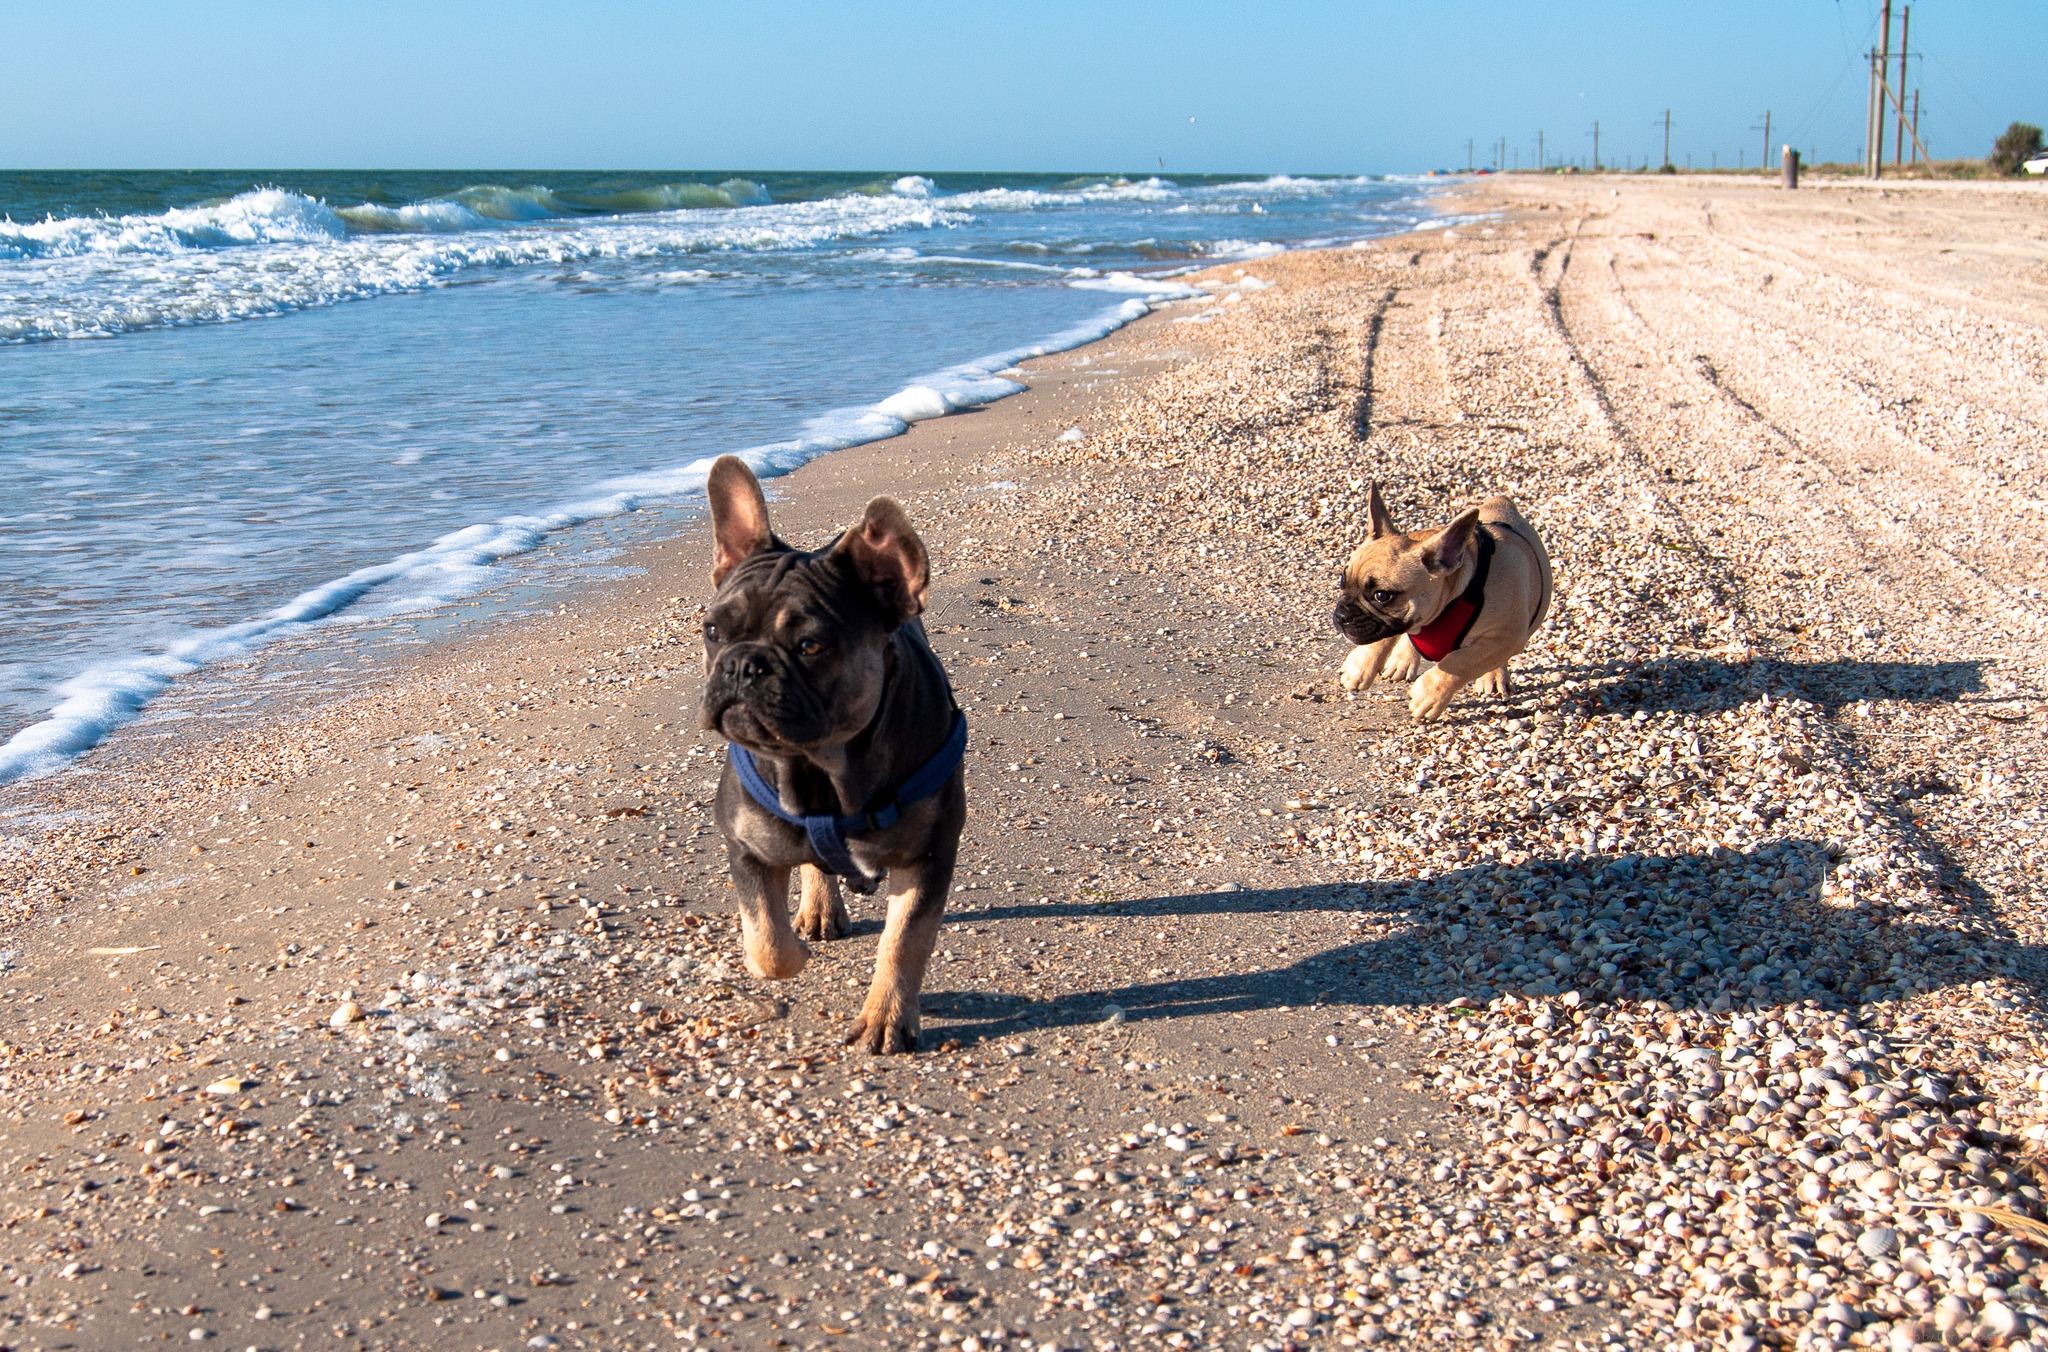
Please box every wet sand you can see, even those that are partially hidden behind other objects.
[0,174,2046,1352]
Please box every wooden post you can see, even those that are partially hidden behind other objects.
[1782,145,1800,190]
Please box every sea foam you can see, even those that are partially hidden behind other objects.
[0,189,966,343]
[0,286,1182,784]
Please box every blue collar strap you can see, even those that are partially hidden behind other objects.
[727,711,967,887]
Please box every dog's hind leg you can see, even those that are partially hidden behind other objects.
[846,847,957,1055]
[794,864,850,941]
[1409,642,1517,721]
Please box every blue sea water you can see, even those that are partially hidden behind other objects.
[0,169,1446,781]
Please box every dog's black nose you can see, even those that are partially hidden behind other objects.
[720,649,773,684]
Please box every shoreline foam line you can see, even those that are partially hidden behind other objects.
[0,288,1191,785]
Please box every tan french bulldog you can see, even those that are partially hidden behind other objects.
[1331,484,1553,720]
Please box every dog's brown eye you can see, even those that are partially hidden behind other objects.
[1371,589,1396,607]
[797,638,823,657]
[703,622,719,641]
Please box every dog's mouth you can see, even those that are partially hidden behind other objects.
[1332,598,1407,646]
[701,695,793,750]
[702,684,839,754]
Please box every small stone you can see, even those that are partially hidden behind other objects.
[425,1212,445,1229]
[330,1001,364,1027]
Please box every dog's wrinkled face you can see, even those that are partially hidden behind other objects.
[1331,484,1480,645]
[697,457,930,753]
[701,551,895,751]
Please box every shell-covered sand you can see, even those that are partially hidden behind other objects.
[0,173,2044,1352]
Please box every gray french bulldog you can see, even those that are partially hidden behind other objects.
[697,455,966,1055]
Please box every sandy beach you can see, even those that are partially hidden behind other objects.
[2,172,2047,1352]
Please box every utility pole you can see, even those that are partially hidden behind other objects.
[1468,137,1474,172]
[1894,5,1910,167]
[1538,129,1545,171]
[1759,111,1771,174]
[1592,120,1600,171]
[1910,90,1922,163]
[1869,0,1892,178]
[1661,110,1672,169]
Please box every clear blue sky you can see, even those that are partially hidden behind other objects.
[2,1,2035,172]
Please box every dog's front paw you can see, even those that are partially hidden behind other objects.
[794,866,851,941]
[1408,671,1459,722]
[1476,667,1509,697]
[1384,636,1423,683]
[1338,644,1380,691]
[742,926,811,981]
[845,985,921,1055]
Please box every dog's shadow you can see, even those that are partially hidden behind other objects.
[1533,655,1988,716]
[908,832,2022,1047]
[1317,654,1992,734]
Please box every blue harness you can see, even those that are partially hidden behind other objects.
[727,710,967,889]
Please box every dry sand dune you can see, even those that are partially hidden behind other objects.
[0,174,2044,1352]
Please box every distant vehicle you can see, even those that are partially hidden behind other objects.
[2026,152,2048,175]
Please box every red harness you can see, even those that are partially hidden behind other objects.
[1406,527,1496,663]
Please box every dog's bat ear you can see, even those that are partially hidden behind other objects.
[835,496,930,626]
[707,456,773,587]
[1366,482,1397,540]
[1421,508,1482,577]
